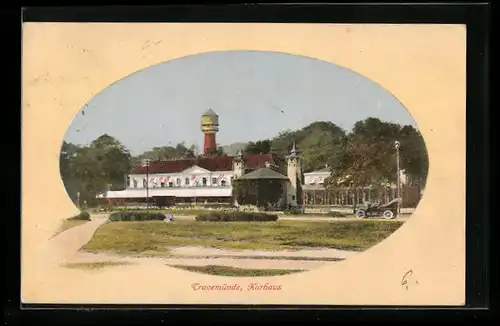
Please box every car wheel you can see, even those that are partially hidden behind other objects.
[355,210,366,218]
[382,210,395,219]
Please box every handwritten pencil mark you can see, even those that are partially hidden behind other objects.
[142,40,162,50]
[401,270,419,290]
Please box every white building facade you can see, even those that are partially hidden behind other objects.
[100,151,300,205]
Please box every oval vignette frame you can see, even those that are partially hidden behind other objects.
[60,49,430,278]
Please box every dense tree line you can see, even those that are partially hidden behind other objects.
[243,118,428,186]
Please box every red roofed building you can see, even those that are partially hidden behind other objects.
[100,148,300,206]
[99,109,303,207]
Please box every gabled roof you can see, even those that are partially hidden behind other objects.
[238,167,289,180]
[131,154,279,174]
[180,165,211,174]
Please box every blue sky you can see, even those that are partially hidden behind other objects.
[64,50,418,155]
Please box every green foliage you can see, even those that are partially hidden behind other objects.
[241,119,427,188]
[232,178,284,208]
[63,261,131,270]
[327,211,347,217]
[283,207,304,215]
[204,146,226,156]
[169,265,303,277]
[60,135,132,207]
[244,139,272,154]
[325,118,428,192]
[269,121,347,172]
[68,211,91,221]
[101,206,236,216]
[108,211,167,222]
[195,211,279,222]
[131,142,197,166]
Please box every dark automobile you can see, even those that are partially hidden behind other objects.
[355,198,401,219]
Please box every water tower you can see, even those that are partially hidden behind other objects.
[200,109,219,154]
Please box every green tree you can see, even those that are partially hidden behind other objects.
[131,142,195,166]
[60,141,81,204]
[204,146,226,157]
[397,125,429,186]
[268,122,346,172]
[349,118,428,186]
[89,134,132,190]
[60,134,132,207]
[325,118,429,210]
[325,135,381,212]
[244,140,272,154]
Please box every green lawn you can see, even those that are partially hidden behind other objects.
[81,219,404,255]
[62,261,132,270]
[168,265,304,277]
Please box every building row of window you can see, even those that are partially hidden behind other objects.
[131,177,233,188]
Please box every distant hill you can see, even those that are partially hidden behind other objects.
[221,142,248,156]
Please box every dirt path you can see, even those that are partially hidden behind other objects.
[168,246,357,259]
[70,251,334,270]
[50,214,109,263]
[53,214,359,271]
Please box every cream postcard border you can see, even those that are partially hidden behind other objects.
[21,23,466,305]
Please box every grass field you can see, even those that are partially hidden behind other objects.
[168,264,304,277]
[81,219,404,256]
[54,219,90,236]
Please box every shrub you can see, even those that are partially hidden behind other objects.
[283,206,304,215]
[327,211,346,217]
[195,211,278,222]
[68,211,91,221]
[108,211,167,222]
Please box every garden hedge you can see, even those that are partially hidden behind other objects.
[68,211,91,221]
[327,211,346,217]
[195,211,279,222]
[108,211,167,222]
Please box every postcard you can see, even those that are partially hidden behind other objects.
[21,23,466,305]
